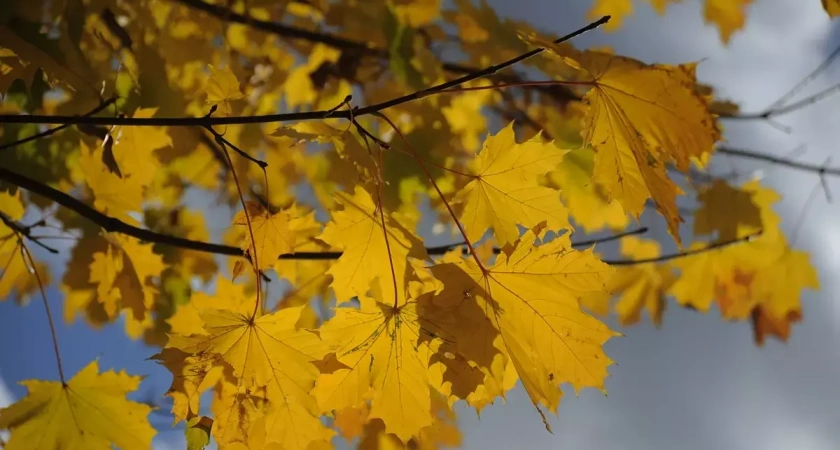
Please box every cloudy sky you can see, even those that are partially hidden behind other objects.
[455,1,840,449]
[1,1,839,449]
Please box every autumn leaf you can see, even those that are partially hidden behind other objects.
[587,0,633,31]
[694,180,762,242]
[825,0,840,16]
[0,191,51,304]
[548,147,628,232]
[587,0,753,44]
[86,234,164,332]
[704,0,754,43]
[233,201,295,272]
[453,122,571,245]
[589,237,676,326]
[80,140,144,219]
[314,298,434,442]
[318,186,429,304]
[204,64,244,116]
[0,360,155,450]
[161,286,331,449]
[429,227,618,421]
[529,42,721,242]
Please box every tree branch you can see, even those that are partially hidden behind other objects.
[602,232,761,266]
[717,147,840,177]
[0,96,117,153]
[0,212,58,254]
[720,83,840,121]
[1,165,656,264]
[0,16,608,128]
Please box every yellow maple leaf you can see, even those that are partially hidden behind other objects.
[587,0,682,32]
[532,43,721,242]
[548,147,628,232]
[314,299,433,442]
[80,140,144,219]
[205,64,244,116]
[606,237,675,326]
[162,288,330,449]
[112,108,172,188]
[694,180,762,242]
[704,0,754,44]
[429,228,617,420]
[669,244,736,312]
[588,0,633,31]
[318,186,429,304]
[825,0,840,16]
[0,191,51,304]
[453,122,570,245]
[0,360,155,450]
[751,248,819,319]
[86,234,164,330]
[233,201,294,272]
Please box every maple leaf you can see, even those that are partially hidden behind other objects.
[587,0,633,31]
[593,237,676,326]
[453,122,571,245]
[548,147,628,232]
[704,0,754,44]
[531,43,721,242]
[428,227,618,421]
[205,64,244,116]
[0,191,51,304]
[318,186,429,304]
[694,180,762,242]
[86,234,164,331]
[314,298,433,442]
[668,244,736,312]
[825,0,840,16]
[80,140,144,219]
[161,285,331,449]
[233,201,294,272]
[0,360,155,450]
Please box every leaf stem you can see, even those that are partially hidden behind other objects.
[19,241,66,384]
[373,111,488,272]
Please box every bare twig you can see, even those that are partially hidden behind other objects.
[0,96,117,153]
[0,166,661,264]
[717,147,840,177]
[0,212,58,254]
[603,232,761,266]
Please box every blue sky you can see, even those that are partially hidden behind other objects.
[2,1,840,449]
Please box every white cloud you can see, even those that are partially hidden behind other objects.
[0,373,14,443]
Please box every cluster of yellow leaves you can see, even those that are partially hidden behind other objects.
[591,0,839,43]
[0,0,826,449]
[585,180,819,345]
[110,125,622,448]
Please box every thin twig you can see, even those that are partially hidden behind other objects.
[0,17,608,128]
[0,96,117,152]
[0,166,655,262]
[722,83,840,120]
[717,147,840,177]
[0,212,58,254]
[603,232,761,266]
[19,241,66,384]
